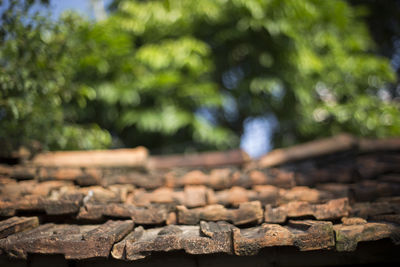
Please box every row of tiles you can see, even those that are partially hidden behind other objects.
[1,188,399,225]
[1,177,399,209]
[0,216,399,260]
[1,152,399,189]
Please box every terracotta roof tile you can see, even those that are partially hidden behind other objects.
[264,198,349,223]
[333,222,400,251]
[121,221,234,260]
[177,201,263,225]
[0,216,39,239]
[0,220,133,259]
[0,134,399,263]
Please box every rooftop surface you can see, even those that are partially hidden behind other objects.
[0,134,399,266]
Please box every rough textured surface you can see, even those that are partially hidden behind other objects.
[124,221,234,260]
[232,220,334,255]
[0,216,39,239]
[0,220,133,259]
[333,222,400,251]
[77,203,169,224]
[264,198,349,223]
[0,135,399,264]
[177,201,263,225]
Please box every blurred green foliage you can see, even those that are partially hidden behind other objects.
[0,0,399,153]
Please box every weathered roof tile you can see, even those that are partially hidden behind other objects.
[0,135,399,262]
[333,222,400,252]
[233,220,334,255]
[264,198,349,223]
[177,201,263,225]
[0,220,133,259]
[0,216,39,239]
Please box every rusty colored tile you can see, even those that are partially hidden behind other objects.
[247,168,296,188]
[38,167,83,181]
[265,198,349,223]
[177,201,263,225]
[279,186,333,204]
[184,186,207,208]
[213,186,251,206]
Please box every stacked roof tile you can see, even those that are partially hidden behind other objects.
[0,134,399,265]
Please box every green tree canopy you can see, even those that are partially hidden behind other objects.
[1,0,399,154]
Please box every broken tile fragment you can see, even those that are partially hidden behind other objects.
[265,198,349,223]
[213,186,252,206]
[177,201,263,225]
[0,220,133,259]
[0,216,39,239]
[124,221,233,260]
[334,222,400,252]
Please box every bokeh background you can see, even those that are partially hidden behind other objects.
[1,0,399,157]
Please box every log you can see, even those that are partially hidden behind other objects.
[259,134,357,167]
[32,147,148,168]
